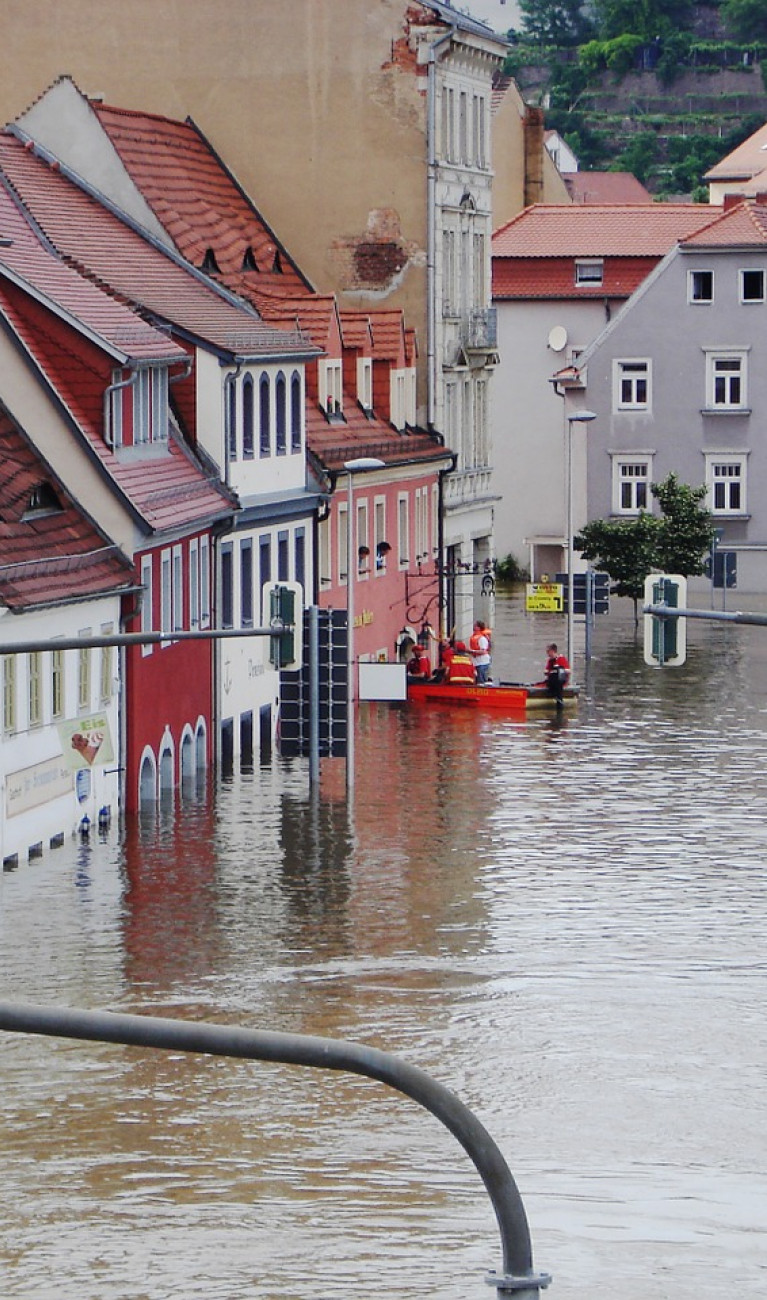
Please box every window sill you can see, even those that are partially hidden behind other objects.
[712,512,751,521]
[701,407,751,416]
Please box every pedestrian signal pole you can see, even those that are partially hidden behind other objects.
[643,574,687,666]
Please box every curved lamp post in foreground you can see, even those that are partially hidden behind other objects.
[0,1001,551,1296]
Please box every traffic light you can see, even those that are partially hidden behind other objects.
[266,582,303,670]
[643,574,687,667]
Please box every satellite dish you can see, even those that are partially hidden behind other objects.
[548,325,568,352]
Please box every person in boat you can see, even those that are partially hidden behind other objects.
[407,645,431,680]
[446,641,476,685]
[542,643,570,706]
[469,620,492,684]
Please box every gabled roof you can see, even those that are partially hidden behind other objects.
[0,177,184,366]
[416,1,506,44]
[0,273,234,538]
[248,291,341,355]
[0,131,314,361]
[89,101,314,297]
[492,203,715,258]
[565,172,652,205]
[680,197,767,248]
[704,121,767,183]
[0,405,134,611]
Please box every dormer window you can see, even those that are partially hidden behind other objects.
[241,246,259,272]
[201,248,221,274]
[320,360,343,421]
[272,248,283,274]
[109,366,169,449]
[23,481,62,518]
[358,357,373,411]
[575,259,603,287]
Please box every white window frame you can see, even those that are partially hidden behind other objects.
[705,349,749,411]
[705,453,748,515]
[78,631,92,713]
[575,259,603,287]
[3,655,15,734]
[338,503,349,587]
[356,500,369,580]
[200,536,211,629]
[189,539,199,629]
[51,646,64,719]
[614,359,651,411]
[611,455,654,515]
[398,494,409,570]
[740,268,765,303]
[141,554,153,656]
[28,651,42,728]
[374,497,387,576]
[172,545,184,633]
[320,360,343,416]
[358,357,373,410]
[689,269,714,304]
[160,548,172,644]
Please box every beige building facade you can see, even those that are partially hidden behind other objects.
[1,0,566,634]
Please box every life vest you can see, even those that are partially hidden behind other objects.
[448,652,476,684]
[470,627,491,657]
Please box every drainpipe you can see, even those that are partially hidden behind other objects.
[427,26,455,432]
[222,361,243,487]
[438,453,458,639]
[103,371,137,448]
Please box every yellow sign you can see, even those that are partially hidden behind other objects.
[526,582,564,613]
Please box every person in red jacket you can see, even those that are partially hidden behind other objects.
[407,645,431,680]
[543,642,570,706]
[446,641,476,685]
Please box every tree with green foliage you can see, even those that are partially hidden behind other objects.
[519,0,594,46]
[575,473,714,620]
[592,0,694,42]
[652,473,714,576]
[721,0,767,43]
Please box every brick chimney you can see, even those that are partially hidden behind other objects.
[524,106,545,209]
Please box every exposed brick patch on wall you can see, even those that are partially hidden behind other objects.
[330,209,422,294]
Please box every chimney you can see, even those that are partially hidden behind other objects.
[723,192,746,211]
[524,106,545,209]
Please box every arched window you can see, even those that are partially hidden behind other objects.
[259,374,271,457]
[138,750,157,806]
[242,375,254,459]
[227,378,237,461]
[275,372,286,455]
[291,371,302,453]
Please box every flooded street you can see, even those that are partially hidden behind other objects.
[1,591,765,1300]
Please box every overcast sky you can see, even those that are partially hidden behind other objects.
[452,0,521,33]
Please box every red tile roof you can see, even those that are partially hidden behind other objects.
[565,172,652,204]
[306,404,450,474]
[0,132,313,360]
[0,277,235,537]
[492,203,714,258]
[90,103,314,297]
[680,198,767,247]
[0,407,134,611]
[0,178,185,365]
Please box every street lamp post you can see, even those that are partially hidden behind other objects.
[344,457,385,791]
[565,410,597,669]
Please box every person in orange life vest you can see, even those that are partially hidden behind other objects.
[407,645,431,680]
[469,620,491,684]
[446,641,476,684]
[543,642,570,706]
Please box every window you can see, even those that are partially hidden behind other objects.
[221,543,234,629]
[241,539,253,626]
[227,377,237,461]
[141,554,153,655]
[259,535,271,598]
[242,375,254,459]
[160,550,172,641]
[28,652,42,727]
[291,371,302,452]
[443,228,456,316]
[358,358,373,411]
[320,361,343,418]
[689,269,713,303]
[78,633,91,712]
[706,351,748,410]
[374,498,387,574]
[615,360,650,410]
[612,458,652,514]
[134,367,169,444]
[51,647,63,718]
[259,374,271,456]
[173,546,184,632]
[398,495,409,569]
[740,269,765,303]
[707,457,746,514]
[200,536,211,629]
[338,504,348,586]
[3,656,16,734]
[575,259,603,287]
[189,539,199,629]
[278,530,289,582]
[356,501,369,577]
[459,90,468,163]
[100,625,113,704]
[275,372,287,455]
[294,528,306,592]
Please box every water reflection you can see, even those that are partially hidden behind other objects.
[0,592,765,1299]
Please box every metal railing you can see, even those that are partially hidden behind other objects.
[0,1002,551,1296]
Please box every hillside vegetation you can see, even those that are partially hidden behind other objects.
[504,1,767,197]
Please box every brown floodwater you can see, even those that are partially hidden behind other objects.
[1,591,765,1299]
